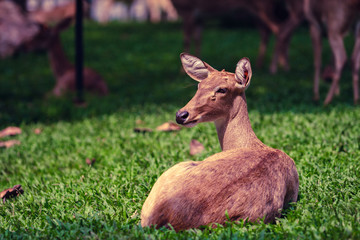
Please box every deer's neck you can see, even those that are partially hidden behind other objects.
[48,36,73,78]
[214,93,265,151]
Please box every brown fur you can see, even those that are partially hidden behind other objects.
[304,0,360,105]
[141,54,299,231]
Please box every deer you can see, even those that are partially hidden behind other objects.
[26,17,108,97]
[304,0,360,105]
[170,0,304,74]
[141,53,299,231]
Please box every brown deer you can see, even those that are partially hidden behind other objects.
[304,0,360,105]
[26,17,108,97]
[141,53,299,231]
[170,0,304,73]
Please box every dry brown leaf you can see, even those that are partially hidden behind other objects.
[86,158,96,166]
[189,139,205,156]
[34,128,42,134]
[134,127,153,133]
[1,185,24,203]
[0,140,21,148]
[156,122,181,132]
[0,126,22,138]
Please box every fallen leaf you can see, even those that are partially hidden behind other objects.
[86,158,96,166]
[0,140,21,148]
[1,185,24,203]
[190,139,205,156]
[34,128,42,134]
[0,127,22,138]
[134,127,153,133]
[156,122,181,132]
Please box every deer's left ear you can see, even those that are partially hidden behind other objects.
[180,53,216,82]
[235,57,252,90]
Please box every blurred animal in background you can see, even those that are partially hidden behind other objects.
[170,0,304,73]
[0,0,40,58]
[25,17,108,97]
[304,0,360,105]
[28,0,89,25]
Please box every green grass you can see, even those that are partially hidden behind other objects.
[0,21,359,239]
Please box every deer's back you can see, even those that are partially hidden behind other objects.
[141,147,298,231]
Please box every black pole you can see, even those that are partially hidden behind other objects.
[75,0,84,104]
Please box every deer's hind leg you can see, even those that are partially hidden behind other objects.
[324,30,347,105]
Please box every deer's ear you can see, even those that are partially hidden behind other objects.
[180,53,216,82]
[235,57,252,90]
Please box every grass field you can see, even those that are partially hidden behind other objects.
[0,21,359,239]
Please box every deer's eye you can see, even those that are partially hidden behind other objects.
[216,88,227,94]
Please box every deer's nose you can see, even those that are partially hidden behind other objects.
[176,111,189,124]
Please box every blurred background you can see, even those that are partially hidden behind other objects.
[0,0,359,127]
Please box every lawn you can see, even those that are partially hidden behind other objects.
[0,21,359,239]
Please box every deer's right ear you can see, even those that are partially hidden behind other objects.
[235,57,252,90]
[180,53,215,82]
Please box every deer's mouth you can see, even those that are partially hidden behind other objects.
[182,119,198,128]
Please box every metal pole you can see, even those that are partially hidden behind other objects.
[75,0,84,104]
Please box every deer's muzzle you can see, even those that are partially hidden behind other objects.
[175,111,189,124]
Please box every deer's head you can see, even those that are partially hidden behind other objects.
[23,17,73,51]
[176,53,252,127]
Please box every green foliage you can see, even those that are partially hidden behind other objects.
[0,21,359,239]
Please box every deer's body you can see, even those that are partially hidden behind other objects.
[141,54,299,231]
[170,0,304,73]
[304,0,360,104]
